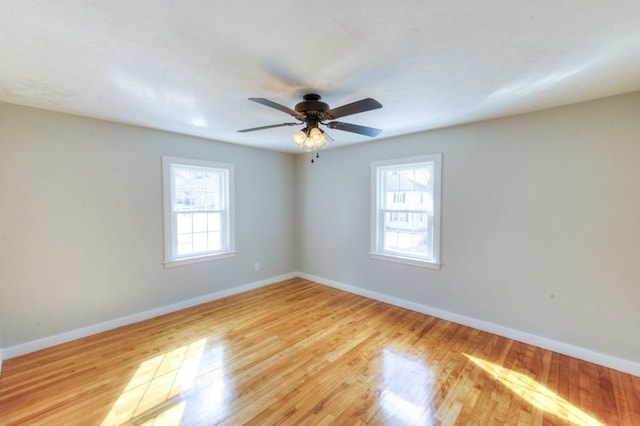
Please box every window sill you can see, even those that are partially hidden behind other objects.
[369,252,441,270]
[164,251,236,268]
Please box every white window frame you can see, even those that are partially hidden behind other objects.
[162,156,235,267]
[370,154,442,269]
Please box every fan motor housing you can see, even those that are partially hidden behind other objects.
[295,94,329,116]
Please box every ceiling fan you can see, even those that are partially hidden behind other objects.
[238,94,383,155]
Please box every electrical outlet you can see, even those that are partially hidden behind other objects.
[254,261,260,271]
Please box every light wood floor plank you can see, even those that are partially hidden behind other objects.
[0,278,637,425]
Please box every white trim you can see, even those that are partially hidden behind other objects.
[163,251,236,268]
[295,272,640,377]
[2,273,296,360]
[369,252,441,269]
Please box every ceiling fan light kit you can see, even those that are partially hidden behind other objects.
[238,93,382,162]
[292,126,333,152]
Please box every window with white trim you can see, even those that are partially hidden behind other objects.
[371,154,441,269]
[162,156,235,267]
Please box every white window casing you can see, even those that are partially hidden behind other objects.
[371,154,442,269]
[162,156,235,267]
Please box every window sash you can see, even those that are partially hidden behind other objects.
[172,166,226,213]
[172,210,228,259]
[377,210,433,260]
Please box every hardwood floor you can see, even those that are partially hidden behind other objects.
[0,278,638,425]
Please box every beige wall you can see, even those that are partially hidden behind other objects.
[0,103,296,348]
[296,92,640,363]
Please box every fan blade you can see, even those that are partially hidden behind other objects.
[326,98,382,119]
[249,98,300,118]
[326,121,382,137]
[237,122,299,133]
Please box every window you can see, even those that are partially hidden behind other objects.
[162,156,235,267]
[371,154,442,269]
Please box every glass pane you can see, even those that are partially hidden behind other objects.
[172,165,225,213]
[214,192,222,210]
[383,212,432,259]
[205,173,220,191]
[412,166,432,210]
[208,231,222,251]
[384,230,398,249]
[173,167,191,192]
[414,212,428,231]
[187,191,202,209]
[384,170,401,192]
[204,192,216,209]
[183,191,217,211]
[381,163,433,210]
[202,191,212,209]
[208,213,221,231]
[383,171,397,209]
[399,170,417,191]
[383,164,434,211]
[174,191,195,211]
[177,233,193,255]
[191,172,206,191]
[193,213,208,233]
[193,232,208,252]
[177,214,192,235]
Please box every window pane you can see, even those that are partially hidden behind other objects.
[174,191,195,211]
[204,192,218,209]
[191,172,206,191]
[205,173,220,191]
[384,170,401,191]
[208,213,221,231]
[212,192,222,209]
[412,166,432,210]
[186,191,201,209]
[193,213,208,233]
[177,233,193,255]
[192,232,208,252]
[208,231,222,251]
[383,211,432,258]
[399,170,417,191]
[173,167,191,192]
[171,166,223,211]
[177,214,192,235]
[384,229,398,249]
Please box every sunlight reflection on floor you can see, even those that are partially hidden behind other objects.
[379,349,435,424]
[101,338,207,425]
[464,353,603,426]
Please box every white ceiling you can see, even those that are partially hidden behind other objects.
[1,1,639,153]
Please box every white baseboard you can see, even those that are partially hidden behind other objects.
[297,272,640,377]
[4,271,639,377]
[3,273,296,360]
